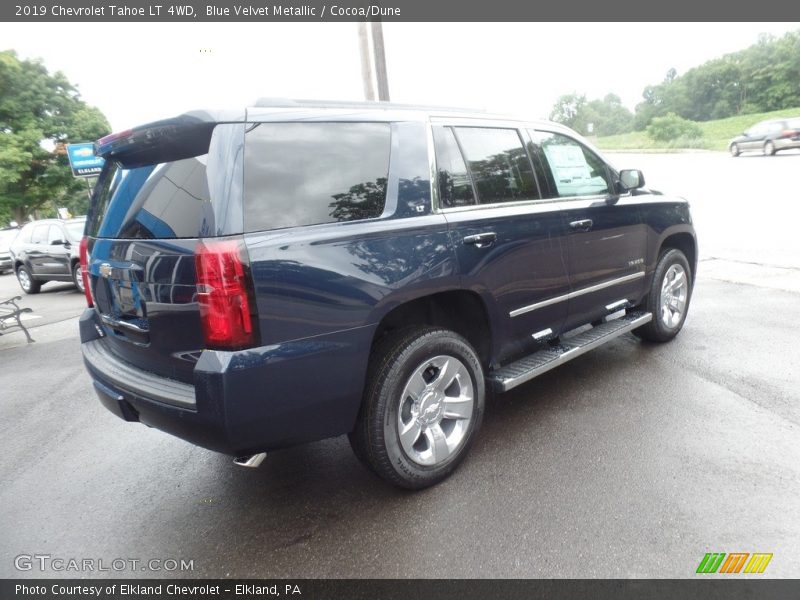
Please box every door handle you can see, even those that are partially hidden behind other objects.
[463,232,497,248]
[569,219,593,232]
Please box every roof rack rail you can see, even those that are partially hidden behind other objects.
[253,97,487,113]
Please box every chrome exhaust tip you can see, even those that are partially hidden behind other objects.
[233,452,267,468]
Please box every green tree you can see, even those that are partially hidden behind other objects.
[549,93,589,133]
[550,93,633,136]
[0,50,111,225]
[585,94,634,136]
[634,30,800,128]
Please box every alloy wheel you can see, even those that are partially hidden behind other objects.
[659,264,688,329]
[17,268,31,292]
[397,354,475,466]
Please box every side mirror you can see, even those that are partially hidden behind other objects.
[50,239,65,246]
[617,169,645,192]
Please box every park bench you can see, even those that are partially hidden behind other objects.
[0,296,34,343]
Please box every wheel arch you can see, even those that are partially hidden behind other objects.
[369,290,494,369]
[659,231,697,283]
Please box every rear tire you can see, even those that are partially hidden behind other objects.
[763,141,776,156]
[349,326,485,489]
[633,248,692,343]
[16,265,41,294]
[729,143,740,157]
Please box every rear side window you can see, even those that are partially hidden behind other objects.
[432,126,475,208]
[244,122,391,231]
[454,127,540,205]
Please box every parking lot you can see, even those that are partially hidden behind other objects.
[1,151,799,578]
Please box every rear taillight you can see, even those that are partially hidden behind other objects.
[781,129,798,138]
[195,238,258,350]
[79,236,93,307]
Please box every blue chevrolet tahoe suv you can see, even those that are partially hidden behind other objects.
[79,99,697,489]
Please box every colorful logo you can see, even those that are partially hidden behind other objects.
[696,552,772,574]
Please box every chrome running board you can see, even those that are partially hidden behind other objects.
[488,311,652,392]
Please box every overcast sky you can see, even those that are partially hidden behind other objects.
[1,22,797,131]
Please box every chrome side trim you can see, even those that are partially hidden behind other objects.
[532,328,553,340]
[509,271,645,318]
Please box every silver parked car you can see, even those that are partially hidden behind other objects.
[0,227,20,273]
[729,117,800,156]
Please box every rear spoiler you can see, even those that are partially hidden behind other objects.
[94,114,218,168]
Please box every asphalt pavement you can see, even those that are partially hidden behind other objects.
[1,151,799,578]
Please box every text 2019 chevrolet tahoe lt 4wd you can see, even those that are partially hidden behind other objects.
[79,99,696,489]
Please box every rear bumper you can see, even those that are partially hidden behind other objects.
[79,308,372,456]
[774,138,800,151]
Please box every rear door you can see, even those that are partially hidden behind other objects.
[434,124,570,364]
[531,129,647,331]
[86,122,245,383]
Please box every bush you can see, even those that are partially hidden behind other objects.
[646,113,704,142]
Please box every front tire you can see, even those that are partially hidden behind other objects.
[763,141,776,156]
[349,327,485,489]
[729,143,740,157]
[634,248,692,343]
[72,262,85,293]
[16,265,41,294]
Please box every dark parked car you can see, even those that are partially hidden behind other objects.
[0,227,20,273]
[729,117,800,156]
[79,100,696,489]
[11,217,87,294]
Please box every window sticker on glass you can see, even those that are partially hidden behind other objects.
[535,131,610,198]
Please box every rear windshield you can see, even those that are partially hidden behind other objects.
[87,123,243,239]
[243,122,391,231]
[88,157,212,239]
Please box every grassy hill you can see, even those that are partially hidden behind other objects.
[594,107,800,152]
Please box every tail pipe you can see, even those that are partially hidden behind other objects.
[233,453,267,468]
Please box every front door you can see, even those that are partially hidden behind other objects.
[531,130,648,331]
[37,224,71,276]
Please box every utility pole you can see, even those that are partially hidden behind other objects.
[357,22,390,102]
[357,23,375,101]
[370,22,390,101]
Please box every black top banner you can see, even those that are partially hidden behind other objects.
[3,0,800,21]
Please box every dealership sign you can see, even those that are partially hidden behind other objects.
[66,143,104,178]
